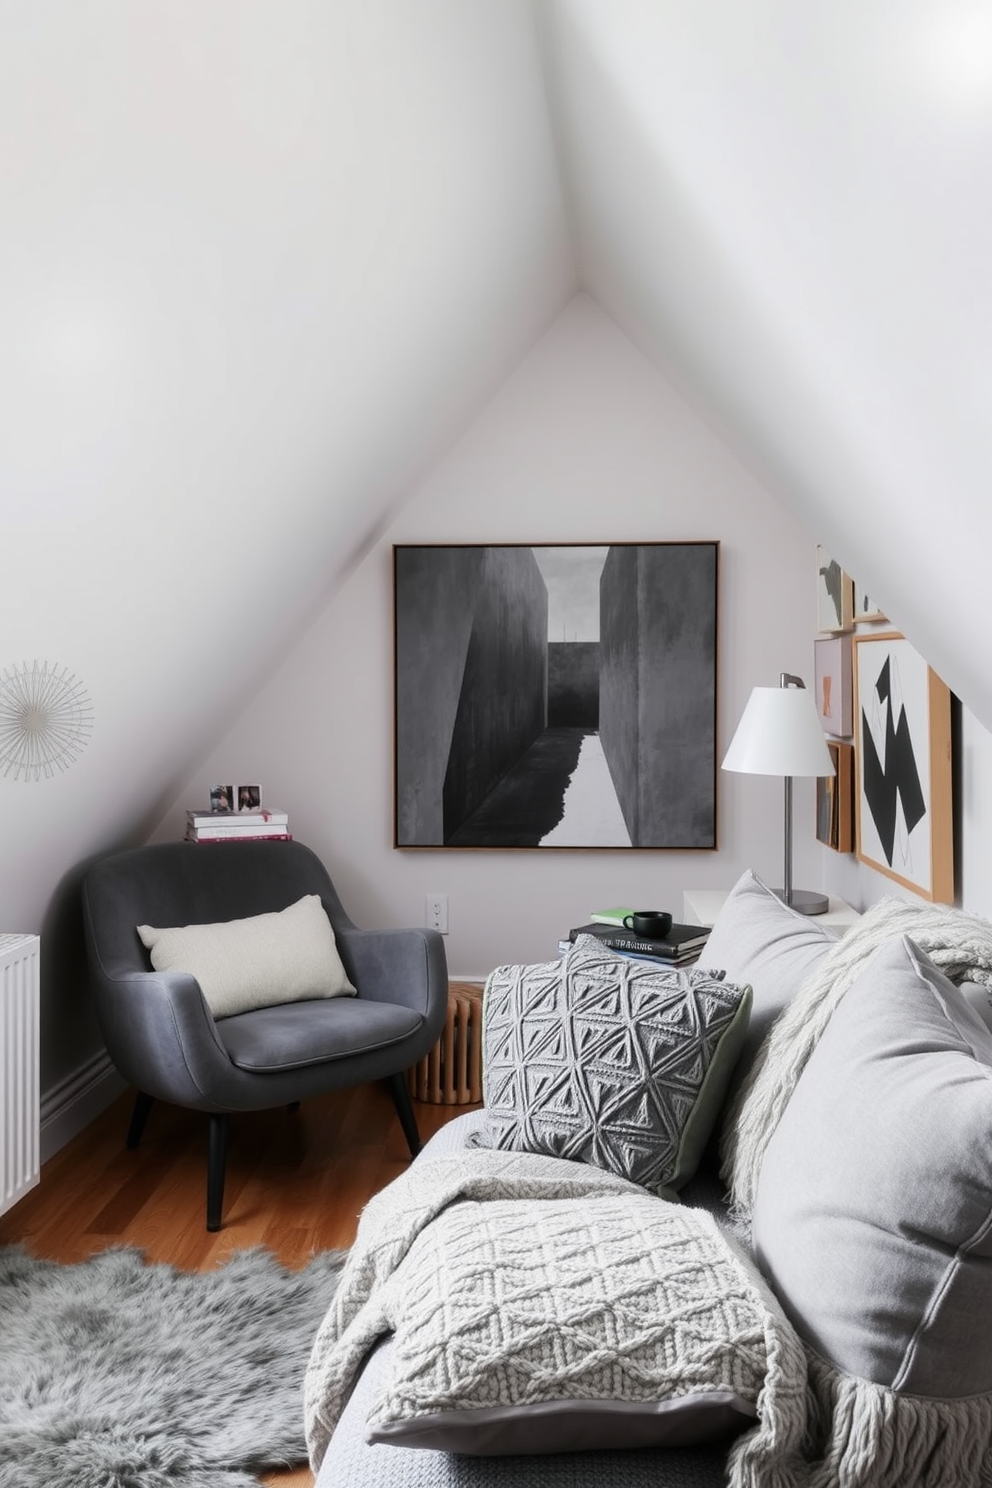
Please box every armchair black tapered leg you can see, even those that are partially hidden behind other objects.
[387,1071,422,1159]
[126,1091,155,1149]
[206,1113,229,1232]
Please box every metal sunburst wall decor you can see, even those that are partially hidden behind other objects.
[0,660,94,782]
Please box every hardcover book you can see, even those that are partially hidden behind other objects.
[187,809,289,828]
[588,906,634,926]
[567,921,710,959]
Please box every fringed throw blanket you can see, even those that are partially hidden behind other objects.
[303,1148,810,1486]
[721,897,992,1223]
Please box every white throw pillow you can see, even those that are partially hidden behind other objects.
[137,894,356,1019]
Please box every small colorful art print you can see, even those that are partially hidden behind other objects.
[813,635,853,737]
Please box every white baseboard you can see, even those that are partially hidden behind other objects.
[40,1051,127,1164]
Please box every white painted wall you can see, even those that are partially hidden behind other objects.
[155,296,832,976]
[0,0,572,933]
[7,2,992,1148]
[0,0,573,1090]
[540,0,992,735]
[959,710,992,913]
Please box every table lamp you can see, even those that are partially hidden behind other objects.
[722,672,836,915]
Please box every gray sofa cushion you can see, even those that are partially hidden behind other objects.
[217,998,423,1072]
[752,934,992,1395]
[696,870,839,1101]
[317,1334,733,1488]
[365,1193,769,1454]
[471,933,751,1194]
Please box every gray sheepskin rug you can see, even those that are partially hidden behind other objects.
[0,1242,346,1488]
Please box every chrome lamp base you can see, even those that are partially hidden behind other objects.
[773,887,829,916]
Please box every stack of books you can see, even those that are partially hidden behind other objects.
[185,808,292,844]
[559,905,709,969]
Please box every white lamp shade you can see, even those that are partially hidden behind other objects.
[722,686,836,778]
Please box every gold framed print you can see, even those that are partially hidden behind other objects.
[853,632,953,901]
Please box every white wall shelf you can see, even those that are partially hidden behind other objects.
[683,888,860,933]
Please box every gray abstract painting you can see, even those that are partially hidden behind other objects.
[393,542,718,849]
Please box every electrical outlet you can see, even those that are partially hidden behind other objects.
[425,893,448,934]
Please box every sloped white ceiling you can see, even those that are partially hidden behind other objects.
[3,0,990,944]
[0,0,574,929]
[540,0,992,730]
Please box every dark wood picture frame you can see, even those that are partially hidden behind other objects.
[393,542,719,849]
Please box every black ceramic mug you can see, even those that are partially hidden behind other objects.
[622,910,673,938]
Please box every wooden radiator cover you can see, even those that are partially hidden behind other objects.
[408,981,484,1105]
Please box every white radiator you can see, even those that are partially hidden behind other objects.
[0,933,40,1217]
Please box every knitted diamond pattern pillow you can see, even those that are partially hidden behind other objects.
[471,934,751,1193]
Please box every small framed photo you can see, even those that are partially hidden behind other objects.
[209,784,235,814]
[853,584,885,623]
[816,545,853,633]
[813,635,853,736]
[816,740,854,852]
[237,784,262,812]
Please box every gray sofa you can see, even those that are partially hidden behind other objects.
[306,872,992,1488]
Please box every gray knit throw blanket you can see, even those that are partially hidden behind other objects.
[303,1148,810,1487]
[720,897,992,1223]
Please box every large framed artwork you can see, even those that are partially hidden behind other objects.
[393,542,719,849]
[853,632,954,902]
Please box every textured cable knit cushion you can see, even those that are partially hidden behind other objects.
[470,933,751,1193]
[303,1147,809,1471]
[365,1190,783,1454]
[137,893,355,1019]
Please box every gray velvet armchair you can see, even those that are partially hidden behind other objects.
[81,840,449,1229]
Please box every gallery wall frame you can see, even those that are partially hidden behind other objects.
[393,541,719,850]
[853,631,954,902]
[853,584,885,623]
[816,545,853,634]
[816,740,854,853]
[813,635,853,736]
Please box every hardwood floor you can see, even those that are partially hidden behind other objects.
[0,1077,475,1488]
